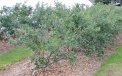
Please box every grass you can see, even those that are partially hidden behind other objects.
[94,45,122,76]
[0,46,31,70]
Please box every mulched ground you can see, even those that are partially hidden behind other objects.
[0,34,122,76]
[0,40,14,54]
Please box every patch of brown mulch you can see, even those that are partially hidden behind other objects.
[0,34,122,76]
[0,40,14,54]
[34,52,103,76]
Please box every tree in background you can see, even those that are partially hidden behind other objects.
[95,0,111,4]
[95,0,122,5]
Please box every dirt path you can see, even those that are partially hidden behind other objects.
[0,59,33,76]
[0,34,122,76]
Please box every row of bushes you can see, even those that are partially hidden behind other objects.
[0,2,122,71]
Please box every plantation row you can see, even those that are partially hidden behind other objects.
[0,2,122,70]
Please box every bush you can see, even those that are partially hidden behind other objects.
[0,3,32,40]
[1,2,122,73]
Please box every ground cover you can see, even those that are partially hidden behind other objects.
[0,46,31,70]
[94,45,122,76]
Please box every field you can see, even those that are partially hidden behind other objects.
[0,2,122,76]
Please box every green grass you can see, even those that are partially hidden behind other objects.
[94,45,122,76]
[0,46,31,70]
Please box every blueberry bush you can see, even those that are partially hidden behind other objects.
[0,2,122,74]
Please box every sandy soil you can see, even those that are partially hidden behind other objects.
[0,34,122,76]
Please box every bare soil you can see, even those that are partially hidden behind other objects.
[0,34,122,76]
[0,40,14,54]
